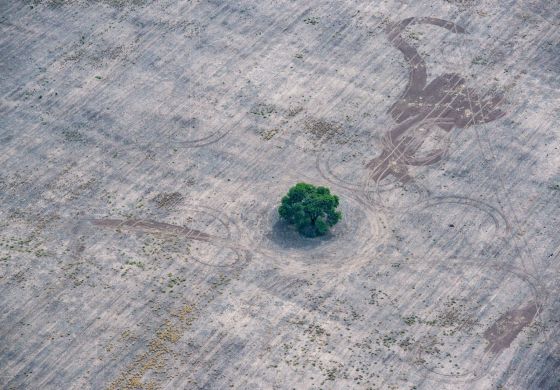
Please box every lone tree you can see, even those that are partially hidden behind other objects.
[278,182,342,237]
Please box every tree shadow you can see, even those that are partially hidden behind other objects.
[266,218,336,251]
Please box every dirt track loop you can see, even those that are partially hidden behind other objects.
[1,0,559,389]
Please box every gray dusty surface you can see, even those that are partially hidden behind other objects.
[1,0,559,389]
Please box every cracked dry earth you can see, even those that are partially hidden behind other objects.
[1,0,559,389]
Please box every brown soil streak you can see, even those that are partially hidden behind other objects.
[90,219,213,242]
[88,218,251,254]
[483,302,538,354]
[367,17,505,183]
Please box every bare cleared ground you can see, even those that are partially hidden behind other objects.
[1,0,559,389]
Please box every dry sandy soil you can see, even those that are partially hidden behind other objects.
[1,0,559,389]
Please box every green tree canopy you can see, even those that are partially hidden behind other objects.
[278,182,342,237]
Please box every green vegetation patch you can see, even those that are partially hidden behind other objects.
[278,182,342,238]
